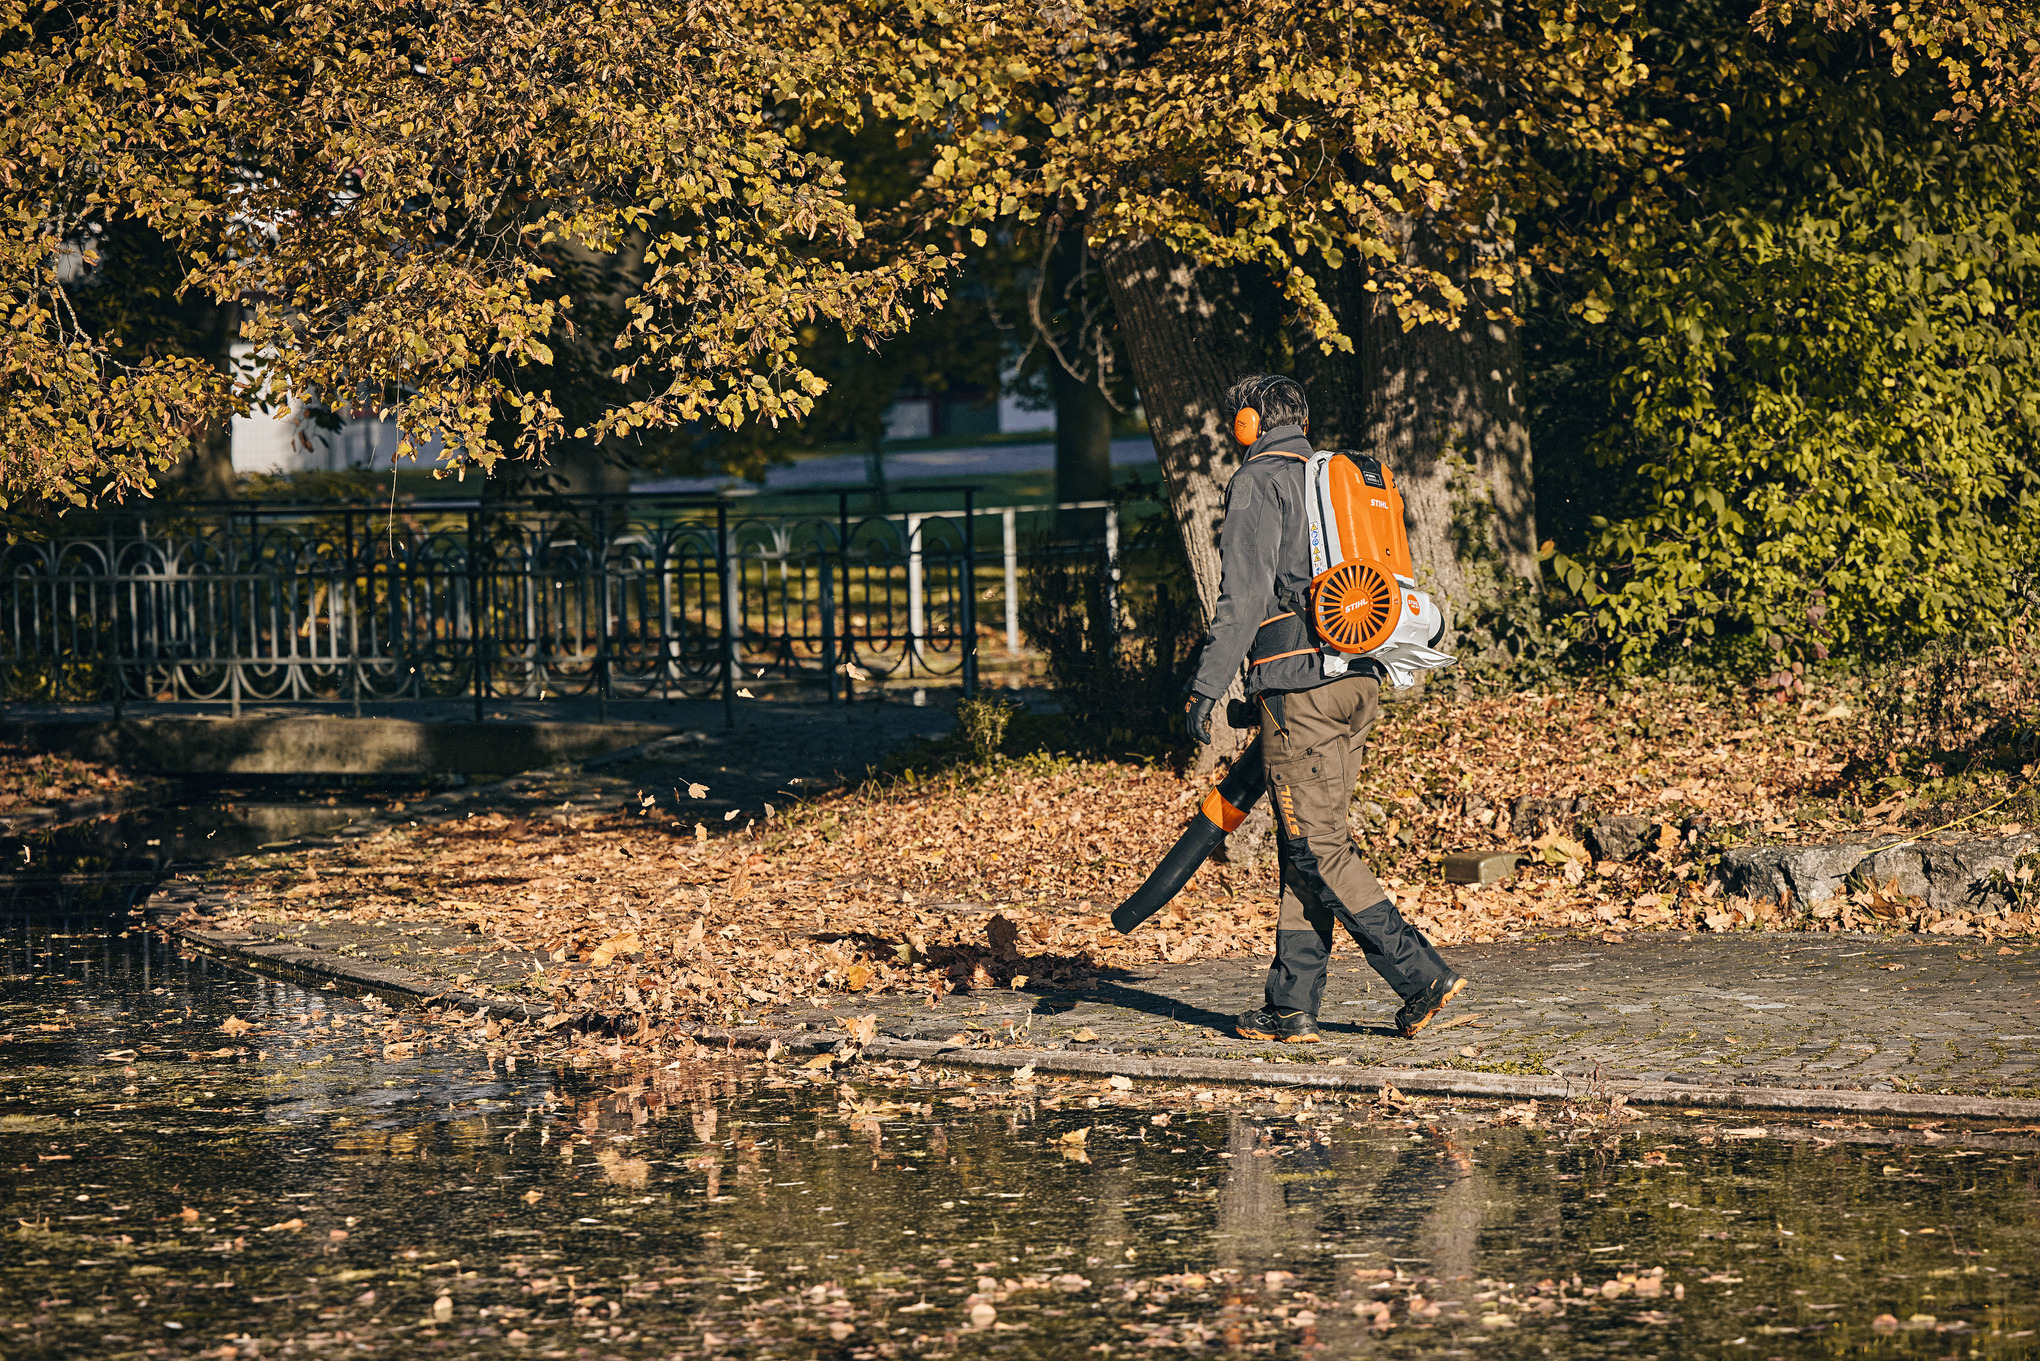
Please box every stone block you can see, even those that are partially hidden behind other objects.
[1848,844,1930,903]
[1443,851,1525,886]
[1853,832,2037,915]
[1723,831,2039,912]
[1587,816,1652,862]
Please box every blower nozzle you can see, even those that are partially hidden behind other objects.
[1111,735,1266,934]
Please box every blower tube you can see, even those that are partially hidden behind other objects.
[1111,734,1266,934]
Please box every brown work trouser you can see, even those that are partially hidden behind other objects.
[1261,673,1452,1015]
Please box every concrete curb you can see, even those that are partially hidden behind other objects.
[770,1035,2040,1122]
[3,716,675,777]
[150,909,2040,1122]
[160,916,548,1024]
[182,727,697,862]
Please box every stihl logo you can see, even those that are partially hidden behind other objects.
[1276,782,1300,838]
[1407,594,1420,614]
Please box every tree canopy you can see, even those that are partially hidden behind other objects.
[0,0,945,506]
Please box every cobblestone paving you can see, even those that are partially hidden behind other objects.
[766,934,2040,1098]
[169,910,2040,1097]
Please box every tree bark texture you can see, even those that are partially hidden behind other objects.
[1359,221,1539,635]
[1099,235,1275,618]
[1099,235,1277,768]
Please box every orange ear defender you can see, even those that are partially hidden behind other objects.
[1233,405,1261,445]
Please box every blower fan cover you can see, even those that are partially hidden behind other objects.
[1310,558,1399,655]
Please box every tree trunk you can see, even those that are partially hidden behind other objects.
[1051,361,1114,536]
[1098,235,1275,767]
[175,300,241,500]
[1289,251,1373,453]
[1359,220,1539,638]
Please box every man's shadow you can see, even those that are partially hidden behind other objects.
[1019,974,1403,1039]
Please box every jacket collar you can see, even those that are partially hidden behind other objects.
[1244,424,1312,461]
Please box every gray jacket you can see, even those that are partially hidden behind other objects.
[1188,425,1335,699]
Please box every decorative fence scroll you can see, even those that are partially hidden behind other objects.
[1,490,1152,717]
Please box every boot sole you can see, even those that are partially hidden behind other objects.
[1234,1027,1322,1043]
[1398,976,1469,1038]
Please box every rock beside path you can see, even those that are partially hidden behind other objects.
[1720,831,2037,913]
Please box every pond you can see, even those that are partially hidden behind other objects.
[0,784,388,919]
[2,914,2037,1359]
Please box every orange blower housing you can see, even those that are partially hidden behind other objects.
[1306,453,1416,656]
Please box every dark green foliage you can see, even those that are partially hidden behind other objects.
[1532,9,2040,670]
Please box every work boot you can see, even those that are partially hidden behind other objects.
[1235,1007,1321,1044]
[1394,974,1468,1038]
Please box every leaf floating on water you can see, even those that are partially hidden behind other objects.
[219,1017,255,1037]
[262,1218,306,1233]
[1056,1127,1090,1145]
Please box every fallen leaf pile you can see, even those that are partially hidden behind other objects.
[0,742,136,815]
[201,676,2035,1035]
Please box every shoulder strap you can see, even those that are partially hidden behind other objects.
[1304,449,1335,576]
[1245,449,1308,462]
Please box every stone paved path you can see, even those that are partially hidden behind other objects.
[766,934,2040,1099]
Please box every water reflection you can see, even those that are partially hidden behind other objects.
[0,922,2035,1358]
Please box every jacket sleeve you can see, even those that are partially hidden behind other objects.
[1189,472,1284,699]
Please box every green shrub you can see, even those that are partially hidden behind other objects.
[1537,25,2040,671]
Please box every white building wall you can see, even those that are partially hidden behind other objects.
[227,344,452,473]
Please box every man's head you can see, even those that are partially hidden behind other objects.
[1226,375,1309,446]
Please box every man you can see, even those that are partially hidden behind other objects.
[1183,375,1465,1043]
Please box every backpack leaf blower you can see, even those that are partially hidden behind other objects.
[1302,450,1455,688]
[1111,734,1265,934]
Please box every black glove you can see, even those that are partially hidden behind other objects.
[1183,692,1217,746]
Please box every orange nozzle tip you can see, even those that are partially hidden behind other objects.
[1201,789,1247,833]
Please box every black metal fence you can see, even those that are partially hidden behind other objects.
[1,490,1158,720]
